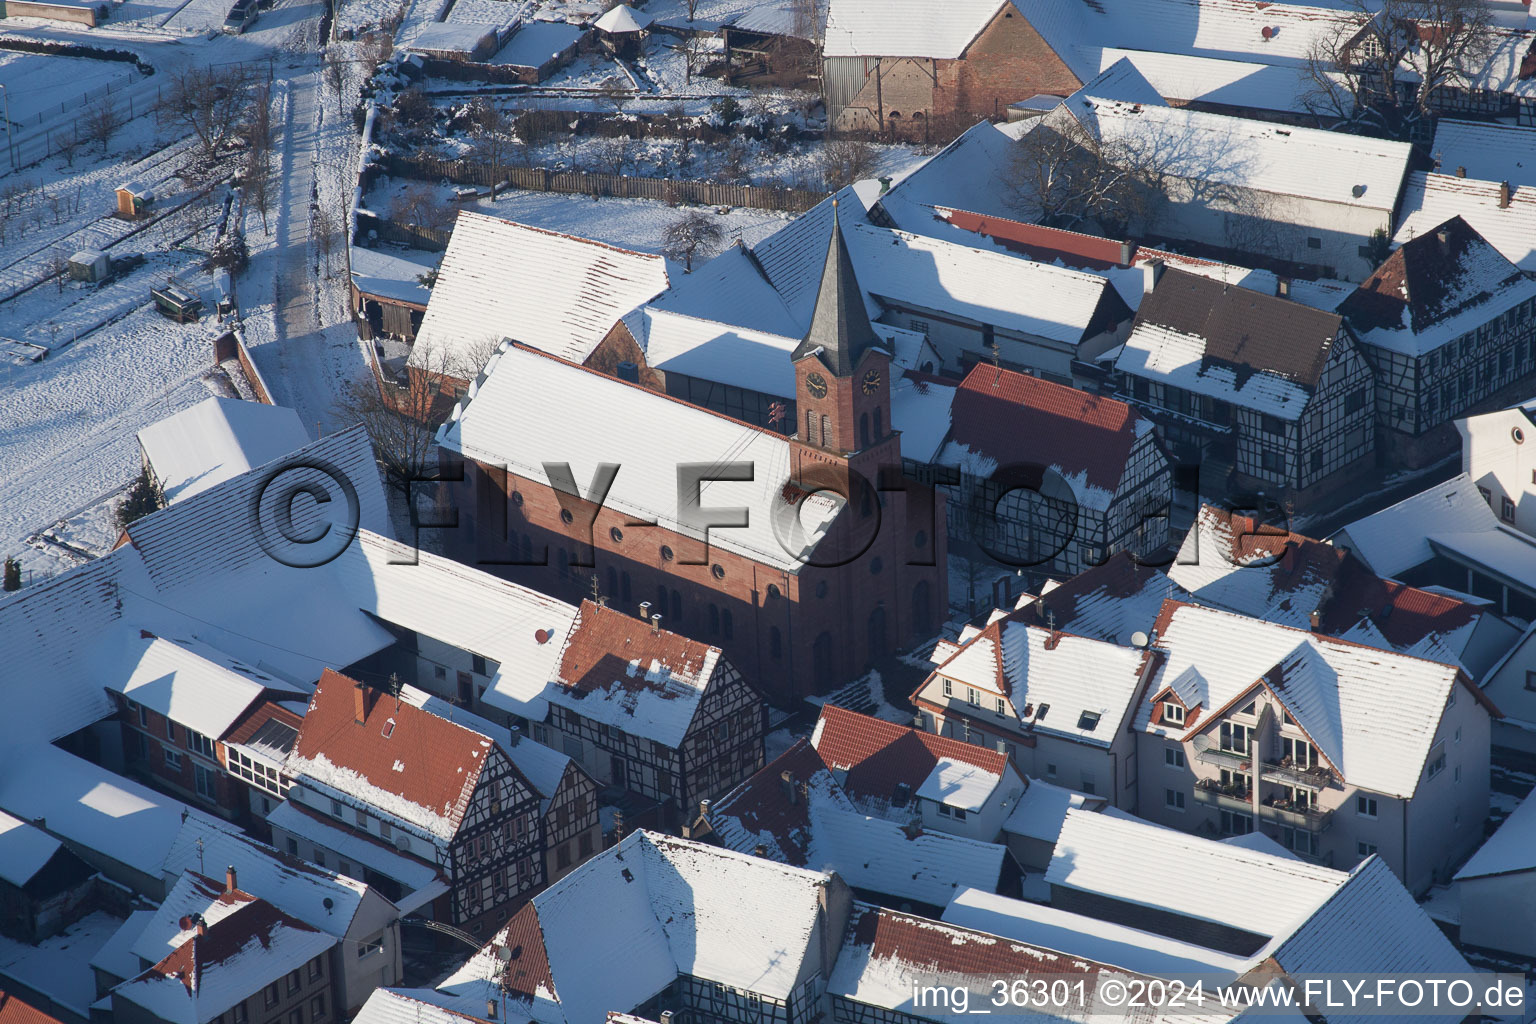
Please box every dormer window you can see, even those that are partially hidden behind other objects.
[1162,701,1186,726]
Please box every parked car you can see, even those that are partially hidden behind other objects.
[222,1,257,33]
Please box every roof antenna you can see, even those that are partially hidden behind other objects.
[990,338,1002,385]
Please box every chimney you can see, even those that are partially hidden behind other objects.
[1308,609,1322,630]
[353,681,370,724]
[650,612,662,635]
[1456,165,1467,178]
[753,844,768,857]
[781,770,798,805]
[508,725,522,747]
[1143,258,1165,294]
[1499,181,1511,209]
[661,1013,675,1024]
[698,799,710,820]
[225,865,237,894]
[486,1000,497,1020]
[639,600,651,622]
[1436,226,1450,253]
[1118,239,1134,266]
[196,918,207,937]
[1275,275,1291,299]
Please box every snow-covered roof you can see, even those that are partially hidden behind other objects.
[810,705,1017,813]
[0,811,64,889]
[1172,504,1484,666]
[1047,809,1346,940]
[1269,857,1471,1020]
[1396,172,1536,274]
[1000,779,1097,843]
[265,800,443,894]
[354,989,499,1024]
[158,821,378,938]
[1220,830,1298,860]
[645,244,801,338]
[1095,47,1338,115]
[1117,268,1343,420]
[915,758,1000,814]
[437,342,844,573]
[888,373,955,464]
[109,634,287,741]
[1431,119,1536,188]
[873,122,1027,236]
[92,910,157,983]
[633,308,803,393]
[0,745,236,881]
[550,600,720,749]
[413,212,669,371]
[129,872,258,966]
[942,887,1253,978]
[1456,788,1536,880]
[1061,96,1411,212]
[708,741,1007,907]
[938,363,1153,510]
[593,4,651,32]
[491,21,583,67]
[1342,215,1536,357]
[112,900,336,1024]
[1330,472,1499,578]
[437,831,837,1024]
[407,21,497,54]
[136,398,310,505]
[349,246,438,306]
[289,670,499,843]
[929,617,1152,749]
[823,0,1005,57]
[1138,601,1475,799]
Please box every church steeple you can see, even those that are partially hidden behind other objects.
[791,200,885,377]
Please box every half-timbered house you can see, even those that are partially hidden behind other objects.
[1114,267,1376,507]
[277,670,547,938]
[1339,216,1536,468]
[527,600,765,826]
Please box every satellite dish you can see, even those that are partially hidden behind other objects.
[322,897,334,912]
[1261,25,1274,38]
[496,946,514,964]
[1130,630,1150,649]
[178,915,195,931]
[1352,184,1366,198]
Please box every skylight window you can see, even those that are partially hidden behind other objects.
[1078,710,1102,731]
[1035,703,1050,721]
[382,718,396,739]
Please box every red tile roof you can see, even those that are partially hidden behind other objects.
[845,904,1105,979]
[136,899,324,1000]
[949,363,1146,492]
[708,739,830,867]
[1341,215,1523,334]
[937,208,1132,270]
[224,699,303,747]
[557,600,717,697]
[291,669,494,837]
[812,706,1007,805]
[496,903,555,1003]
[0,992,67,1024]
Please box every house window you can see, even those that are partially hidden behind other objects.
[286,837,299,856]
[1426,743,1447,780]
[380,820,391,840]
[1080,772,1095,795]
[1479,486,1492,506]
[557,843,572,869]
[194,763,218,800]
[187,730,215,758]
[966,688,979,706]
[1345,388,1367,414]
[1525,670,1536,692]
[137,704,148,727]
[1455,765,1462,783]
[290,1009,304,1024]
[1162,701,1185,725]
[1357,795,1378,818]
[1260,415,1285,436]
[1283,826,1319,856]
[579,832,593,858]
[330,799,343,817]
[1502,496,1516,522]
[942,679,952,697]
[1045,763,1057,778]
[1165,789,1185,811]
[1358,842,1378,858]
[287,969,302,995]
[1219,722,1251,755]
[164,748,183,772]
[1306,236,1322,249]
[234,1005,247,1024]
[1221,810,1252,836]
[265,983,280,1009]
[1260,449,1285,473]
[1165,747,1185,768]
[357,936,384,959]
[995,697,1006,715]
[310,996,326,1021]
[165,719,177,742]
[937,803,952,817]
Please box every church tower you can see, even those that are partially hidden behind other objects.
[791,201,900,492]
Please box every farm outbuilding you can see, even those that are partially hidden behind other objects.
[115,182,153,220]
[68,250,110,283]
[407,22,500,62]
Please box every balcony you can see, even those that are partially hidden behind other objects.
[1193,778,1252,811]
[1259,797,1333,832]
[1192,737,1251,772]
[1259,758,1336,790]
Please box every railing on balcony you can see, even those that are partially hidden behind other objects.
[1259,798,1334,832]
[1192,735,1251,771]
[1193,778,1252,810]
[1259,758,1336,789]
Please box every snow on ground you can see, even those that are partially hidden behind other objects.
[808,669,911,725]
[0,911,127,1018]
[0,51,140,125]
[765,726,798,763]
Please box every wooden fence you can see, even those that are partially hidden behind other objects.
[383,154,828,213]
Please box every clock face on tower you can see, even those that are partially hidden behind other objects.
[806,372,828,399]
[862,369,882,394]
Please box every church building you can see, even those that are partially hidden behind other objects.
[434,204,948,705]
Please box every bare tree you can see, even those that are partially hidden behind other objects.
[314,207,339,275]
[466,98,515,199]
[83,95,124,154]
[158,65,254,160]
[1299,0,1497,138]
[391,184,455,235]
[54,128,80,168]
[662,209,725,272]
[679,36,713,84]
[49,247,69,293]
[1003,114,1169,236]
[334,340,470,493]
[595,136,631,175]
[821,136,877,189]
[596,76,633,115]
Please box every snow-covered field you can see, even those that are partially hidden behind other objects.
[0,51,140,125]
